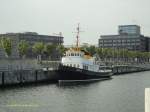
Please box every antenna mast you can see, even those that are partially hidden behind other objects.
[73,23,83,48]
[76,23,82,48]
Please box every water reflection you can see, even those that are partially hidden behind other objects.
[0,71,150,112]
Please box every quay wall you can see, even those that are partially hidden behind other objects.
[0,59,59,86]
[112,65,150,75]
[0,70,58,86]
[0,59,150,86]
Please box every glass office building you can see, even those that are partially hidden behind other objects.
[99,25,149,52]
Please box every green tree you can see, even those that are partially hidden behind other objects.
[141,52,149,62]
[57,45,66,57]
[44,44,56,59]
[86,45,97,56]
[81,44,88,50]
[0,37,12,57]
[18,40,29,58]
[32,42,44,60]
[96,48,103,58]
[0,38,1,47]
[135,51,143,63]
[96,48,112,59]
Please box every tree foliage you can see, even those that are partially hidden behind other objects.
[80,46,150,63]
[44,44,56,56]
[32,42,44,55]
[86,45,96,56]
[18,40,29,58]
[57,45,66,56]
[81,45,96,56]
[0,37,12,57]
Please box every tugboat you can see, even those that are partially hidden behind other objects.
[56,24,112,82]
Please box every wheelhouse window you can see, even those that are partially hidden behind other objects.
[83,65,88,70]
[71,53,74,56]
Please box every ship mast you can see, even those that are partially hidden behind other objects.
[76,23,83,48]
[76,23,80,48]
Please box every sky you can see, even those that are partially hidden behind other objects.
[0,0,150,45]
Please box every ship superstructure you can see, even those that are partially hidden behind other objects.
[55,24,112,80]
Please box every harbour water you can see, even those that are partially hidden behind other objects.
[0,71,150,112]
